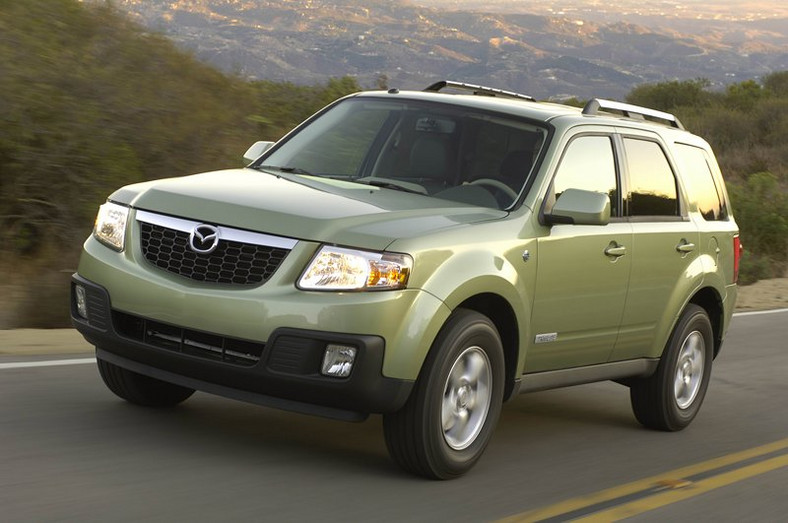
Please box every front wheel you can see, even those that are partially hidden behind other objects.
[383,309,505,479]
[630,304,714,431]
[97,356,195,408]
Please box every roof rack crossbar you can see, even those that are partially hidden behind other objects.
[425,80,535,102]
[582,98,685,130]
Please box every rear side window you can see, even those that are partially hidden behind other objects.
[673,143,728,221]
[624,138,678,217]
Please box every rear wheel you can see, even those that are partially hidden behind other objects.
[97,356,194,408]
[630,304,713,431]
[383,309,505,479]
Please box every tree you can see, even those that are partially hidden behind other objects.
[763,71,788,97]
[724,79,764,111]
[626,79,713,111]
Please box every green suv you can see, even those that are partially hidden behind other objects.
[71,81,740,479]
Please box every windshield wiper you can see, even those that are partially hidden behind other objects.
[257,165,314,176]
[254,167,425,195]
[354,177,427,195]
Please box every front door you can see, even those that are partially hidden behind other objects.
[527,133,632,372]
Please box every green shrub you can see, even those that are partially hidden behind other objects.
[738,252,775,286]
[728,171,788,282]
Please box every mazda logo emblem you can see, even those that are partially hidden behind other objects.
[189,224,220,254]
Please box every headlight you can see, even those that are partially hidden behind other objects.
[93,202,129,251]
[298,246,412,291]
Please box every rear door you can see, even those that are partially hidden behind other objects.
[610,133,700,361]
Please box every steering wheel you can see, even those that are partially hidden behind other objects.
[468,178,518,201]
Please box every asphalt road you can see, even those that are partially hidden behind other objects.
[1,310,786,522]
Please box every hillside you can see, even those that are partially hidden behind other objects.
[0,0,359,328]
[0,0,261,246]
[107,0,787,99]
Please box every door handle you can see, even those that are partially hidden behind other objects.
[676,240,696,253]
[604,243,627,257]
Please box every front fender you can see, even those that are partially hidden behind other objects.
[414,241,536,375]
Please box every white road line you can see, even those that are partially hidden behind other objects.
[0,358,96,370]
[733,308,788,317]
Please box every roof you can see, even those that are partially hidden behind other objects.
[353,82,687,132]
[354,89,581,123]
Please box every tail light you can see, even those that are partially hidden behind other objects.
[733,235,742,283]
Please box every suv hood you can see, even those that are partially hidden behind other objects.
[111,169,506,250]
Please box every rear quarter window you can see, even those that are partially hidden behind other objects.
[673,143,728,221]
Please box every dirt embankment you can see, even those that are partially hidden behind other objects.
[734,278,788,311]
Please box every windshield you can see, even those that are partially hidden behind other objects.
[258,97,548,210]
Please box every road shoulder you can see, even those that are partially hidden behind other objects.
[0,328,92,355]
[735,277,788,311]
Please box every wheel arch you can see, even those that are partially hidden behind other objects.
[688,286,724,358]
[456,293,520,401]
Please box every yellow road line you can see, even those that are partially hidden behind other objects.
[575,454,788,522]
[500,438,788,522]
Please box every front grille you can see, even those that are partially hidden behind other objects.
[139,221,289,285]
[113,311,265,366]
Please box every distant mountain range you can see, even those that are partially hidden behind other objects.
[108,0,787,99]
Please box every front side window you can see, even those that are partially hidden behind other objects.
[624,138,679,217]
[544,135,618,215]
[257,97,548,210]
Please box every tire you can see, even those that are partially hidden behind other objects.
[383,309,505,479]
[630,304,713,431]
[97,356,195,408]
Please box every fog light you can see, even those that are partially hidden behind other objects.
[75,285,88,319]
[321,344,357,378]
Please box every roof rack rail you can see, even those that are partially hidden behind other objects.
[424,80,535,102]
[582,98,684,130]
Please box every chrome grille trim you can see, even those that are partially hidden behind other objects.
[135,209,298,250]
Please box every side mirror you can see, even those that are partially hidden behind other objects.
[243,141,274,163]
[547,188,610,226]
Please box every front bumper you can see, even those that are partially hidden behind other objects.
[72,275,414,421]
